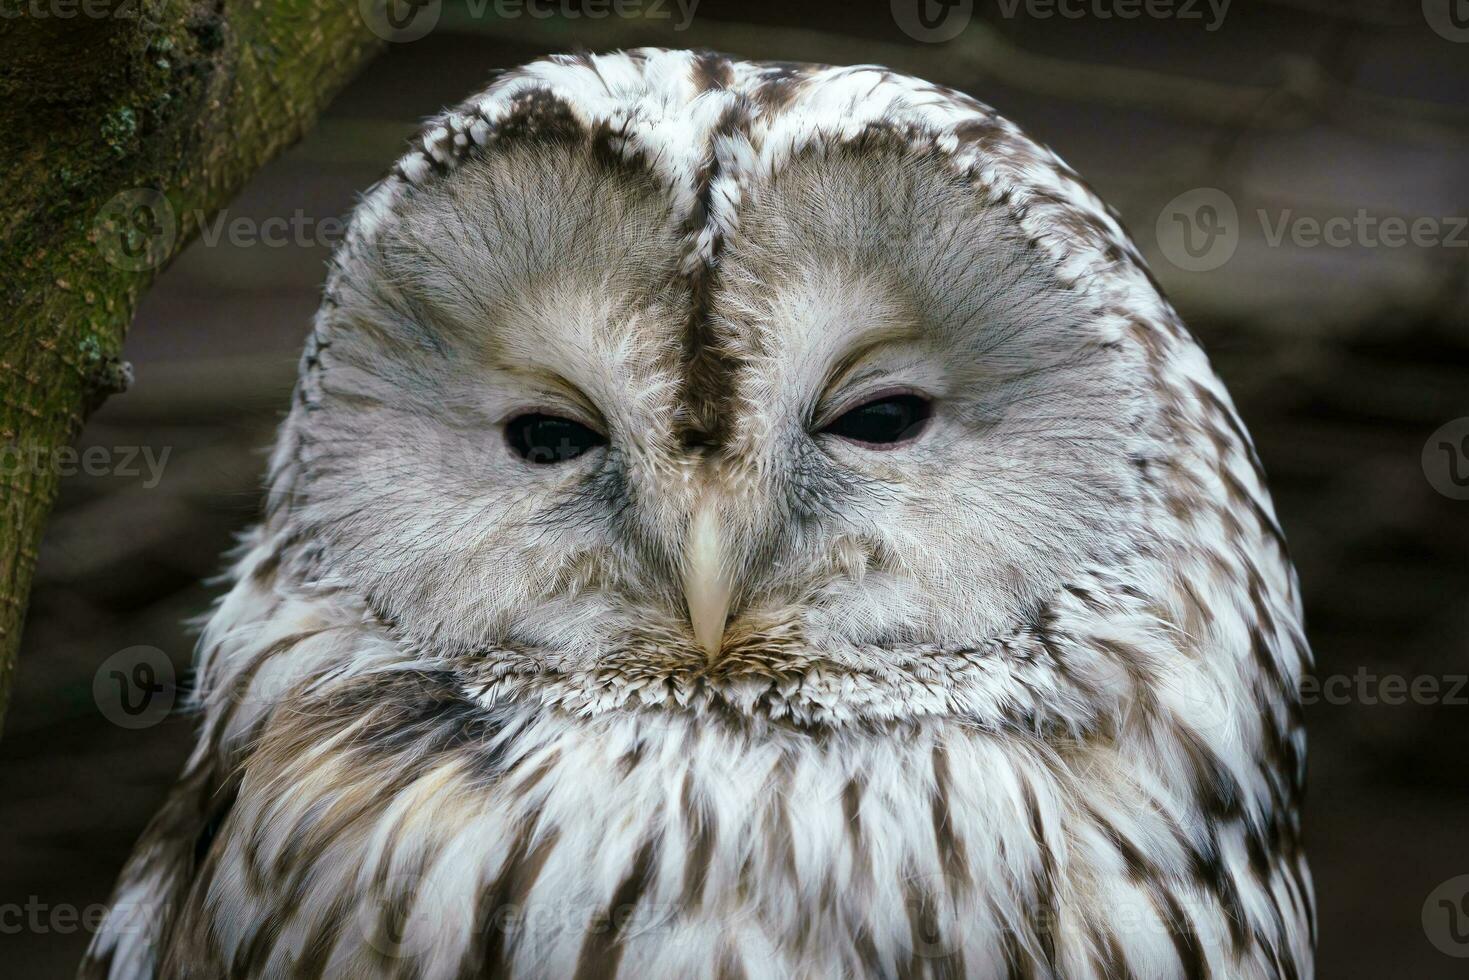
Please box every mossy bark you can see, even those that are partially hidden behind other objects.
[0,0,382,733]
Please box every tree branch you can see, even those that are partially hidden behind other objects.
[0,0,382,733]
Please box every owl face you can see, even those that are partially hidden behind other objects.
[292,124,1153,696]
[83,54,1313,980]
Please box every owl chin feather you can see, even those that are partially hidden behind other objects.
[83,49,1312,979]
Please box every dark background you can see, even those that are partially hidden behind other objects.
[3,1,1467,975]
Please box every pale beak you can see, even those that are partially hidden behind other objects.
[683,498,732,663]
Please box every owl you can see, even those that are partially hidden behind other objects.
[82,50,1313,979]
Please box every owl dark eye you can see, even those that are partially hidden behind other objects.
[505,413,607,464]
[821,393,933,447]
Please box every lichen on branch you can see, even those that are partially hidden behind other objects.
[0,0,382,733]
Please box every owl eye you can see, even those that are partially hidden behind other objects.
[821,393,933,447]
[505,413,607,464]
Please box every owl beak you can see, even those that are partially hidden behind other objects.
[683,498,732,663]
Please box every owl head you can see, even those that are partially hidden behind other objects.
[77,51,1313,980]
[270,50,1281,730]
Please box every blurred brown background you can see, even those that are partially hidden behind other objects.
[3,1,1467,975]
